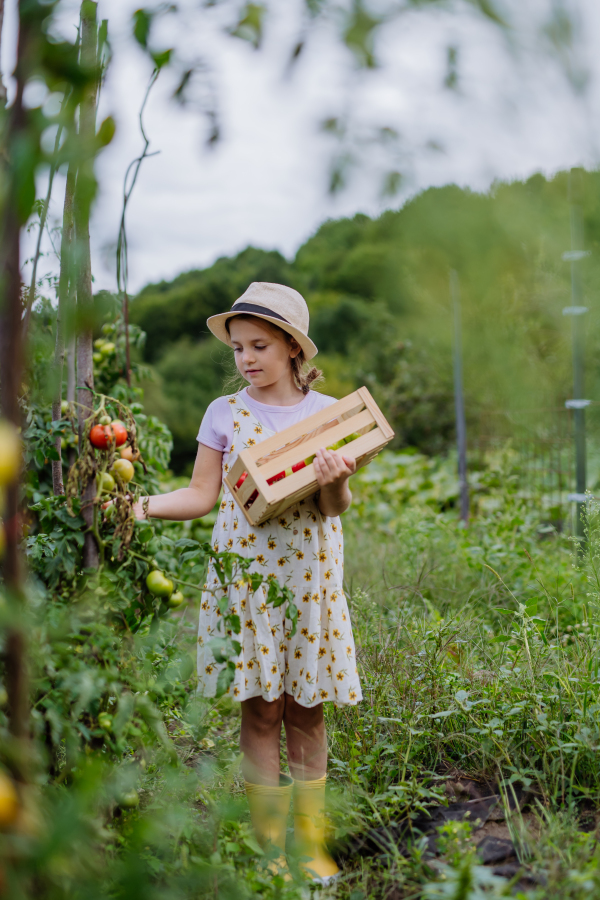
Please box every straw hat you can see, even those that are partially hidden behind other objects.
[206,282,318,360]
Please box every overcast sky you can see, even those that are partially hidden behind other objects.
[3,0,600,294]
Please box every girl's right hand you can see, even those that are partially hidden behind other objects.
[132,498,148,520]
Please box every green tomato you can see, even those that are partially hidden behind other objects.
[93,352,103,364]
[98,415,112,426]
[98,713,112,731]
[146,570,174,597]
[119,790,139,809]
[101,342,116,356]
[93,338,106,349]
[60,400,70,416]
[168,591,185,609]
[98,472,116,493]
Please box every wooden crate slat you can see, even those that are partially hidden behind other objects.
[242,390,367,464]
[358,386,395,441]
[256,408,375,480]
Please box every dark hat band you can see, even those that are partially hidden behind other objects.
[228,302,290,325]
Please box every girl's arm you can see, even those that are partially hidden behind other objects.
[133,443,223,521]
[313,447,357,517]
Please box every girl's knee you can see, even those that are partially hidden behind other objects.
[283,694,323,729]
[242,694,285,731]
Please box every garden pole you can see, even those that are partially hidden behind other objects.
[563,168,589,547]
[75,0,99,567]
[450,270,469,524]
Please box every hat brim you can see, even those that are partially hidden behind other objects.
[206,310,318,360]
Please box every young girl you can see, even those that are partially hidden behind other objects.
[135,282,362,883]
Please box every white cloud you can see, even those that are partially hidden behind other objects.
[3,0,600,295]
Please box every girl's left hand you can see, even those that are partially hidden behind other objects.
[313,448,356,488]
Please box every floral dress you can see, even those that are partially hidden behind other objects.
[197,391,363,708]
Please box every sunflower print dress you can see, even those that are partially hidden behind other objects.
[197,391,363,708]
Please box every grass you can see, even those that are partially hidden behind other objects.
[161,448,600,898]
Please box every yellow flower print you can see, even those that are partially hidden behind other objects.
[241,598,247,610]
[304,570,312,582]
[346,646,353,656]
[331,651,337,663]
[278,557,286,567]
[247,660,254,670]
[246,438,256,446]
[331,591,339,602]
[301,627,309,637]
[229,501,235,510]
[260,645,269,655]
[205,665,214,674]
[265,681,271,691]
[233,420,240,429]
[225,539,233,550]
[320,690,328,699]
[271,663,278,674]
[349,690,357,701]
[317,550,327,562]
[245,677,249,687]
[220,500,227,511]
[324,631,330,642]
[233,686,240,697]
[304,528,312,539]
[241,409,250,417]
[336,672,344,681]
[245,619,256,631]
[255,554,266,565]
[293,510,300,519]
[331,523,337,532]
[301,593,310,603]
[292,680,298,691]
[270,625,277,636]
[313,593,320,604]
[255,425,262,434]
[213,541,219,552]
[228,397,236,405]
[278,517,288,527]
[224,463,229,473]
[233,520,239,531]
[236,661,244,670]
[333,629,341,639]
[308,634,316,644]
[268,539,277,550]
[327,607,332,619]
[296,550,304,560]
[318,647,327,658]
[326,664,332,675]
[294,648,302,659]
[201,600,209,611]
[279,642,286,653]
[342,611,347,622]
[324,569,332,580]
[285,662,290,674]
[239,537,249,548]
[248,533,256,544]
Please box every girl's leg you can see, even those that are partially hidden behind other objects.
[283,694,326,780]
[284,694,339,883]
[240,695,285,785]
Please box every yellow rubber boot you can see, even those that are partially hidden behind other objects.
[245,774,292,875]
[293,775,340,884]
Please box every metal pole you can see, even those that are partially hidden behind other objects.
[563,168,589,546]
[450,270,469,524]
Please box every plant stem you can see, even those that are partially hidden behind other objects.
[51,161,77,495]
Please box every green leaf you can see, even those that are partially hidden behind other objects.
[96,116,116,147]
[151,48,173,69]
[133,8,152,48]
[229,3,266,50]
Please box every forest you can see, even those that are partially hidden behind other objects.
[131,169,600,473]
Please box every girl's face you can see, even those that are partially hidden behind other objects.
[229,317,300,389]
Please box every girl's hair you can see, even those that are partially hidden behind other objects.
[225,314,323,395]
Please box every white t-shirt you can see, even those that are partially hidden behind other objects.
[197,388,338,454]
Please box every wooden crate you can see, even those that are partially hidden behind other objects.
[224,386,394,526]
